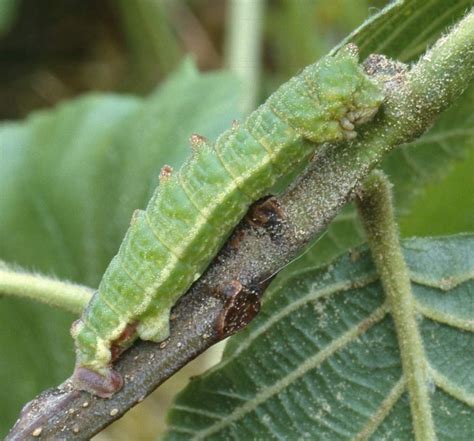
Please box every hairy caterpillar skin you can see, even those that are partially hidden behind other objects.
[72,45,383,397]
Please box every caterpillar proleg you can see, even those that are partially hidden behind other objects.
[72,45,384,397]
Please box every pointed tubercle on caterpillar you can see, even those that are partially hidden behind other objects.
[189,133,209,151]
[159,164,173,182]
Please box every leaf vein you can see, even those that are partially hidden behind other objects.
[398,1,466,60]
[172,404,223,420]
[203,274,379,376]
[352,377,406,441]
[190,305,388,440]
[428,366,474,407]
[415,300,474,332]
[410,271,474,290]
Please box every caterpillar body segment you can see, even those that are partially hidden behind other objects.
[72,46,384,397]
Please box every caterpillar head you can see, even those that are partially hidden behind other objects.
[337,45,385,126]
[315,44,385,140]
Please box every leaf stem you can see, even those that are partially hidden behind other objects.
[356,171,436,441]
[0,262,93,314]
[225,0,265,113]
[408,8,474,114]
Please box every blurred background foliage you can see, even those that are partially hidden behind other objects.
[0,0,471,439]
[0,0,391,119]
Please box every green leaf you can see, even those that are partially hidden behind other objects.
[385,83,474,216]
[340,0,472,63]
[115,0,182,91]
[265,0,371,78]
[0,0,19,36]
[0,60,240,435]
[399,147,474,236]
[165,235,474,440]
[289,0,474,270]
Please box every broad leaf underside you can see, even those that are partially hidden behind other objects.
[165,236,473,440]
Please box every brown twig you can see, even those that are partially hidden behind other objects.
[7,10,474,440]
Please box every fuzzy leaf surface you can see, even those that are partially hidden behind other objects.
[166,235,474,440]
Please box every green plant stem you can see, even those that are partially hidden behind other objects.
[225,0,265,114]
[408,9,474,113]
[356,171,435,441]
[0,264,92,314]
[391,8,474,142]
[116,0,181,90]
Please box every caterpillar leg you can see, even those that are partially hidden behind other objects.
[71,318,130,398]
[136,306,172,342]
[72,365,123,399]
[339,104,379,140]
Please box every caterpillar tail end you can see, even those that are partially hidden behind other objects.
[72,366,123,398]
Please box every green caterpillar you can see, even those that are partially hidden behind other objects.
[71,45,384,397]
